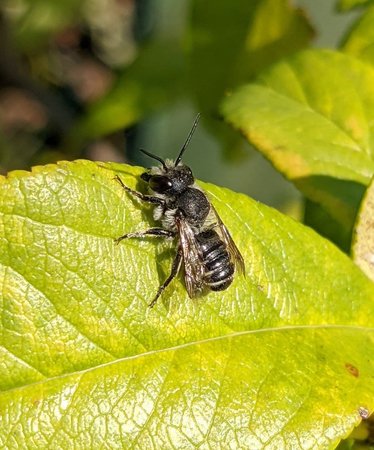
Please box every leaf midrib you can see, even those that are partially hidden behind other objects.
[2,324,372,396]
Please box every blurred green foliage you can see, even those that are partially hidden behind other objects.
[0,0,312,177]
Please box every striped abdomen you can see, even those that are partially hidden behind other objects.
[196,229,234,291]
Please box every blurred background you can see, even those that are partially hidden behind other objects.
[0,0,361,216]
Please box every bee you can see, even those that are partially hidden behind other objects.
[114,114,245,307]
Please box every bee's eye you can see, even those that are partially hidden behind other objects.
[140,172,151,182]
[149,175,173,193]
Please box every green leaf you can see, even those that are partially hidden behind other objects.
[337,0,374,11]
[341,4,374,65]
[221,49,374,246]
[1,160,374,446]
[352,176,374,280]
[1,327,374,448]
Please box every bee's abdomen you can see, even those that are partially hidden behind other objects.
[197,229,234,291]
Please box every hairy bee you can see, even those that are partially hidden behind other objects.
[115,114,245,307]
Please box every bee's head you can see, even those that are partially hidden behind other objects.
[141,162,194,195]
[139,114,200,196]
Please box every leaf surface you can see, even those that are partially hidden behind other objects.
[1,160,374,447]
[2,327,374,449]
[221,49,374,243]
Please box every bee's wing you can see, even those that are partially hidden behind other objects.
[177,217,205,298]
[210,204,245,275]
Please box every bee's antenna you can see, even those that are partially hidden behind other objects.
[174,113,201,166]
[139,148,167,170]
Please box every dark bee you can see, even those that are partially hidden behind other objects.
[115,114,245,307]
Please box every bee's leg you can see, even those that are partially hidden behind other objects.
[149,247,183,308]
[114,228,175,245]
[114,175,165,206]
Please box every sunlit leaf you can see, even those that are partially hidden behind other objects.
[1,327,374,449]
[0,160,373,447]
[221,49,374,246]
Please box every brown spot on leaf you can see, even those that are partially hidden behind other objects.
[345,362,359,377]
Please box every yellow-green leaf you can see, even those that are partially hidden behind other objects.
[1,160,374,447]
[221,49,374,244]
[1,327,374,449]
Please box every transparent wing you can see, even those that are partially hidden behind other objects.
[210,204,245,275]
[177,217,205,298]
